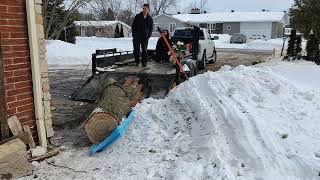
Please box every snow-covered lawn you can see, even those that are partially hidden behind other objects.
[26,59,320,179]
[46,35,290,65]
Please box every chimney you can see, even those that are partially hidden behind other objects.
[231,10,234,13]
[203,11,207,14]
[262,9,266,12]
[190,8,201,14]
[177,12,181,14]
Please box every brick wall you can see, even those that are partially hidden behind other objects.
[0,0,37,137]
[0,0,53,140]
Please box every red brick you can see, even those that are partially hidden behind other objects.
[1,38,28,46]
[12,45,29,52]
[2,51,13,58]
[6,108,17,115]
[5,83,14,91]
[0,32,10,39]
[2,58,13,66]
[10,32,28,39]
[0,5,8,13]
[0,26,27,33]
[0,12,26,20]
[20,117,36,125]
[13,57,30,64]
[14,50,29,58]
[7,100,17,109]
[5,74,31,84]
[6,85,32,96]
[0,0,25,6]
[4,19,26,26]
[4,63,30,71]
[14,69,31,77]
[15,80,32,89]
[4,71,13,78]
[8,6,25,14]
[16,109,34,119]
[17,98,33,105]
[2,45,11,52]
[0,20,8,26]
[17,92,33,101]
[17,103,34,112]
[6,96,17,103]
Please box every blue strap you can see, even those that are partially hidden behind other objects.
[89,109,136,156]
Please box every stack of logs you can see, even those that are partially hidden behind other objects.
[84,77,143,144]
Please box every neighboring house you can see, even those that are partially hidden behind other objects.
[74,21,131,38]
[153,11,289,39]
[0,0,53,146]
[152,14,189,37]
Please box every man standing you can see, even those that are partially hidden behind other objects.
[132,4,153,67]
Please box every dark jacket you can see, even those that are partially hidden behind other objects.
[156,34,172,53]
[132,12,153,40]
[156,33,172,62]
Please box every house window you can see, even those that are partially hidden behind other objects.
[227,25,232,31]
[208,24,216,34]
[95,27,102,37]
[153,23,159,32]
[169,23,176,33]
[80,27,86,36]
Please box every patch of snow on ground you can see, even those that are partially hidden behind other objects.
[24,59,320,180]
[46,37,159,65]
[47,35,291,65]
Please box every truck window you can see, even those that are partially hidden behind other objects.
[173,29,205,40]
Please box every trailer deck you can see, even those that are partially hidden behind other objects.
[71,49,177,102]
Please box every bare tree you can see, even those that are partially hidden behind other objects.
[93,0,122,20]
[43,0,92,39]
[136,0,177,15]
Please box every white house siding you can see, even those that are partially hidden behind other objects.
[240,22,272,39]
[152,15,189,37]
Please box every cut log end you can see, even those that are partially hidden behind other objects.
[85,113,119,144]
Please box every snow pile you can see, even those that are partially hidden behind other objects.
[26,60,320,179]
[246,38,287,50]
[214,36,288,50]
[46,37,159,65]
[211,34,231,43]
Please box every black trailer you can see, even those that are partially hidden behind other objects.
[71,49,179,102]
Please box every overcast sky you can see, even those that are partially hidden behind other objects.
[176,0,294,13]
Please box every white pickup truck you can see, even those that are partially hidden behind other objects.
[172,27,217,70]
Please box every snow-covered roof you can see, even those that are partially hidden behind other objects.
[172,12,286,24]
[74,21,131,29]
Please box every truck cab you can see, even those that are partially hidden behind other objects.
[172,27,217,70]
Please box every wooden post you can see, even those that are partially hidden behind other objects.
[0,33,10,140]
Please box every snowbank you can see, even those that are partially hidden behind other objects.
[213,35,288,50]
[26,60,320,179]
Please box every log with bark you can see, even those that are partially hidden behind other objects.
[84,77,143,144]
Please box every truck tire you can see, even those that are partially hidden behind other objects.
[208,49,217,64]
[198,51,206,70]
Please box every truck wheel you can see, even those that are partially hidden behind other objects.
[208,50,217,64]
[199,51,206,70]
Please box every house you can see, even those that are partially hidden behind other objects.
[75,21,131,38]
[0,0,53,146]
[152,14,189,37]
[153,11,289,39]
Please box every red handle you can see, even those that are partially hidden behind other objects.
[158,28,189,80]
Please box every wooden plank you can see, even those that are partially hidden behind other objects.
[0,139,33,179]
[22,125,36,149]
[0,32,9,140]
[7,116,23,136]
[0,139,26,160]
